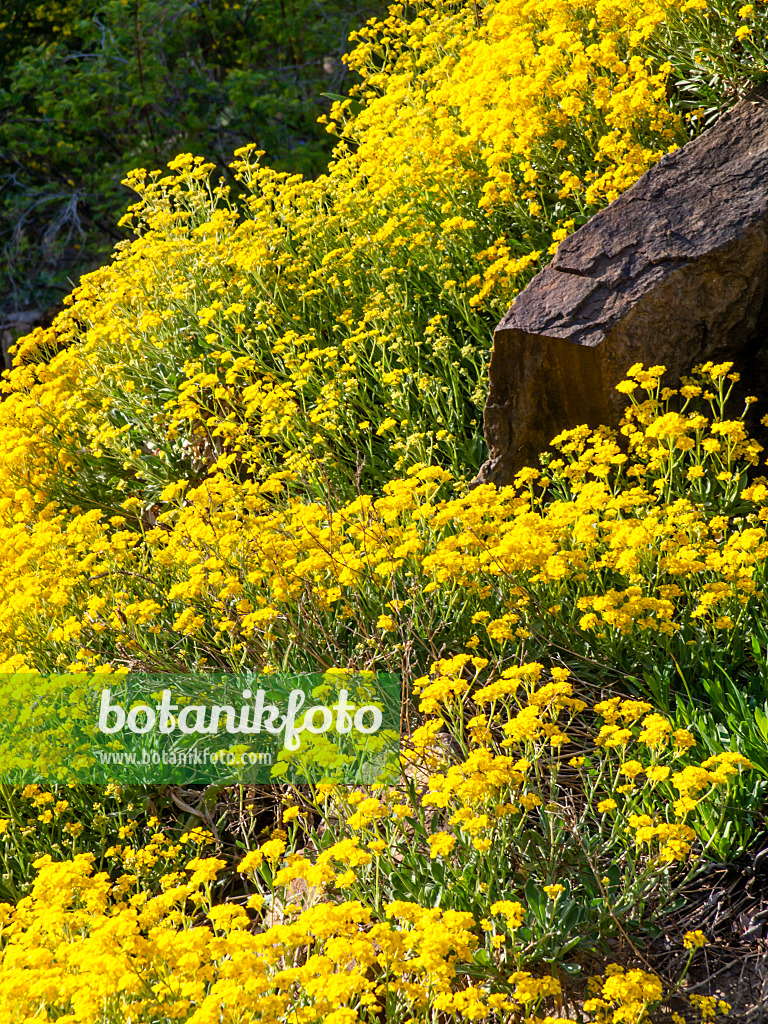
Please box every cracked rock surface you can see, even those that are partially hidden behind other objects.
[477,84,768,485]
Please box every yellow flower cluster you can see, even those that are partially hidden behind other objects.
[0,849,551,1023]
[584,965,664,1022]
[0,646,743,1021]
[0,360,764,684]
[410,658,752,870]
[0,3,758,1020]
[0,0,701,534]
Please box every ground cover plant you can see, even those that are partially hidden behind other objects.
[0,0,767,1019]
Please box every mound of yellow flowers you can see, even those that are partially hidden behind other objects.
[0,0,762,682]
[0,358,763,693]
[0,0,764,1019]
[0,660,747,1022]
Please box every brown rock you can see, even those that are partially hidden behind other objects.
[477,84,768,486]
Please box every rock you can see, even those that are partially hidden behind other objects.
[477,84,768,486]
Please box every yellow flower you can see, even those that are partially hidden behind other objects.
[683,929,707,950]
[238,849,265,873]
[543,883,565,900]
[260,837,287,862]
[428,833,456,859]
[620,760,643,780]
[490,901,525,927]
[186,856,226,886]
[672,729,696,751]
